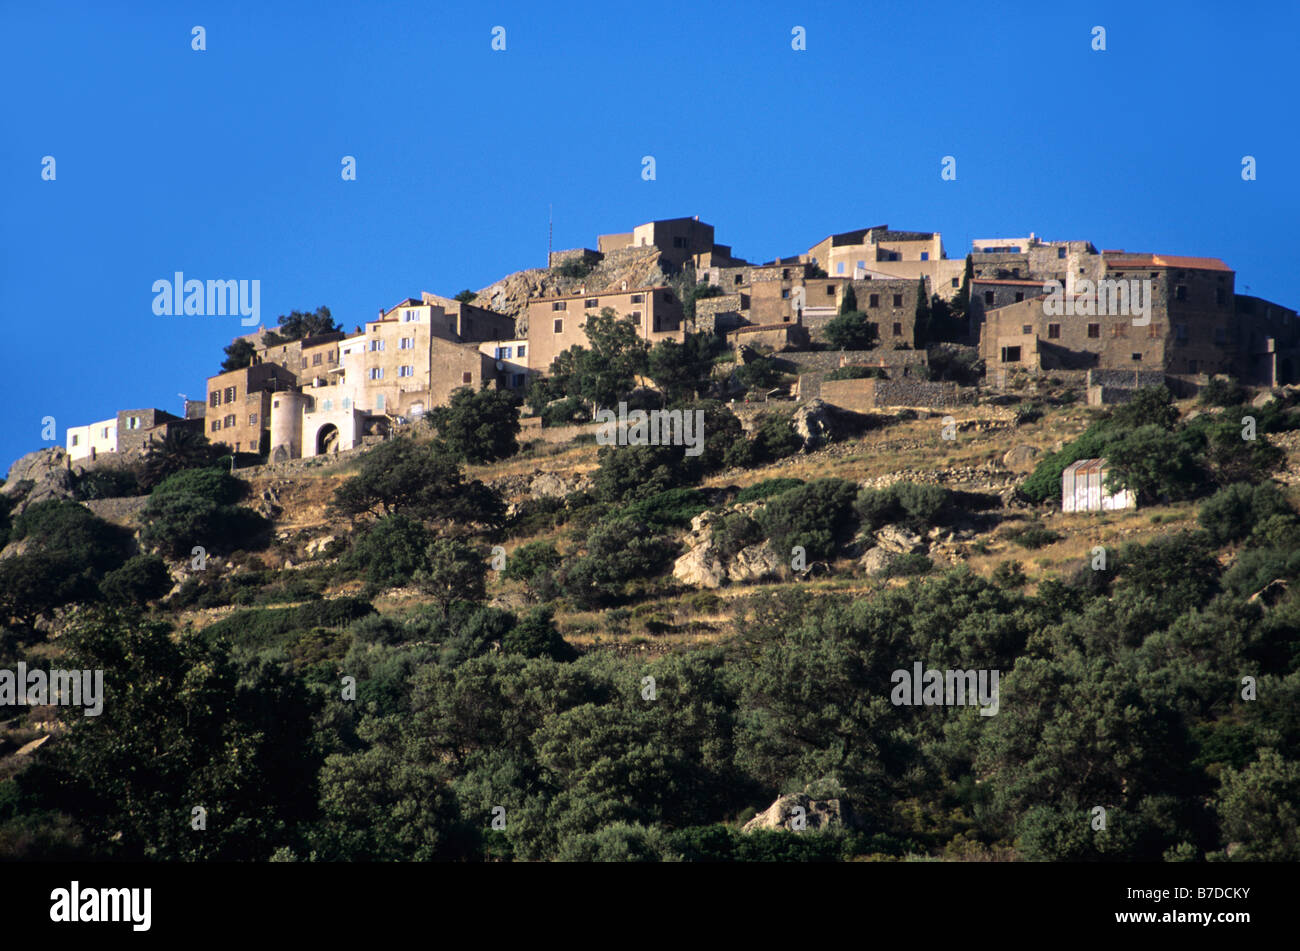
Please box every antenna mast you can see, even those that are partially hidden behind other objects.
[548,204,553,265]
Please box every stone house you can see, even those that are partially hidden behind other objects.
[205,363,297,453]
[524,286,685,373]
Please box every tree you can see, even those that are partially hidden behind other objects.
[426,386,521,464]
[1103,424,1202,504]
[271,306,339,342]
[141,427,225,490]
[342,515,433,587]
[415,538,488,618]
[576,309,650,412]
[823,311,877,350]
[220,338,257,372]
[1198,482,1294,545]
[839,284,857,316]
[503,607,574,660]
[453,289,477,304]
[17,612,322,860]
[330,437,504,526]
[912,278,931,347]
[99,554,173,606]
[648,333,720,403]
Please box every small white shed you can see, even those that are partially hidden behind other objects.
[1061,458,1136,513]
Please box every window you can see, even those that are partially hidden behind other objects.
[210,391,220,408]
[127,416,140,430]
[781,289,790,299]
[376,394,385,410]
[631,311,642,324]
[323,400,332,411]
[495,346,511,359]
[1131,353,1142,361]
[1057,247,1066,259]
[1023,325,1033,335]
[952,277,960,288]
[511,373,525,387]
[1087,323,1100,338]
[249,414,258,425]
[224,415,236,427]
[1011,268,1020,278]
[672,236,686,248]
[552,301,567,311]
[1175,285,1187,301]
[301,358,308,368]
[984,291,995,305]
[368,339,385,351]
[1001,346,1021,362]
[1048,323,1060,339]
[313,353,322,366]
[211,420,221,432]
[836,262,845,274]
[857,260,866,270]
[553,319,563,333]
[892,322,902,336]
[920,252,929,261]
[892,294,902,307]
[403,309,420,322]
[71,434,79,446]
[224,386,236,402]
[342,398,350,409]
[782,269,790,279]
[399,337,414,349]
[630,294,644,304]
[398,365,414,377]
[517,345,526,357]
[734,275,743,285]
[329,352,337,364]
[369,367,383,380]
[585,298,598,308]
[1174,323,1188,343]
[1014,292,1024,303]
[869,294,879,308]
[662,291,674,302]
[462,372,472,384]
[825,285,835,296]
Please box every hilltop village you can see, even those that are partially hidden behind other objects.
[59,215,1300,469]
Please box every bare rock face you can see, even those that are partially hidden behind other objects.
[1002,444,1040,472]
[530,471,587,499]
[2,447,77,513]
[1251,389,1279,408]
[730,541,785,583]
[874,524,925,554]
[672,540,727,589]
[743,793,857,833]
[790,399,836,451]
[305,535,336,557]
[860,546,898,575]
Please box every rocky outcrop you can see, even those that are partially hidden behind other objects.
[2,447,77,512]
[672,507,785,588]
[789,398,864,451]
[1002,444,1040,472]
[859,546,898,575]
[743,793,858,833]
[874,524,925,554]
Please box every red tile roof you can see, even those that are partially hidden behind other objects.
[1104,252,1232,272]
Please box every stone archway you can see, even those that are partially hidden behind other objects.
[316,423,340,455]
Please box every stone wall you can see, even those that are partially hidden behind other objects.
[1085,368,1166,389]
[820,378,961,411]
[547,248,603,268]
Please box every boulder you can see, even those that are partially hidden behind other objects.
[673,540,727,589]
[790,399,836,451]
[1002,444,1040,472]
[529,471,572,499]
[2,447,77,512]
[305,535,336,557]
[729,541,784,583]
[875,524,925,554]
[1252,389,1279,408]
[743,793,856,833]
[860,546,898,575]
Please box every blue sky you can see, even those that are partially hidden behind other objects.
[2,0,1296,471]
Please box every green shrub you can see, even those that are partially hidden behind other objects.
[200,597,375,650]
[1198,482,1294,545]
[100,554,172,606]
[854,483,952,531]
[758,479,859,560]
[734,478,805,504]
[1199,378,1247,408]
[615,488,709,530]
[341,515,432,587]
[1004,522,1063,550]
